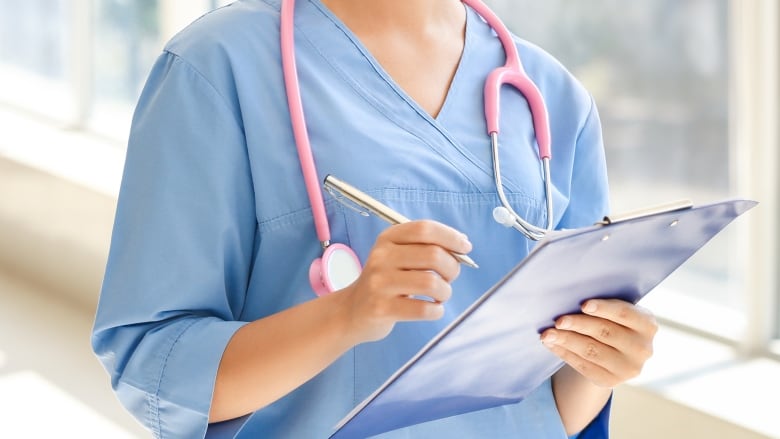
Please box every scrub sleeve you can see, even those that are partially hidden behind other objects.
[91,52,255,439]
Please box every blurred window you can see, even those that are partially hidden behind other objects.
[94,0,160,104]
[0,0,72,119]
[0,0,68,80]
[91,0,162,137]
[0,0,776,350]
[0,0,230,138]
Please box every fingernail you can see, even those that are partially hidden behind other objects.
[542,331,557,344]
[556,317,572,329]
[460,234,473,251]
[583,301,597,313]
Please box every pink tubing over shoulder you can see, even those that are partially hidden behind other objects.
[463,0,551,160]
[280,0,332,243]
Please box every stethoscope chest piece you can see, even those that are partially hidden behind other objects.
[309,243,362,296]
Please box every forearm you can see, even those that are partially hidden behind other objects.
[209,221,472,423]
[552,365,612,436]
[209,291,358,423]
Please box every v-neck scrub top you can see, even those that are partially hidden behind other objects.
[91,0,612,437]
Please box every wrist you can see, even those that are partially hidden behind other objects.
[552,366,612,435]
[320,287,366,348]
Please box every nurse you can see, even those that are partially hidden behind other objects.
[92,0,658,438]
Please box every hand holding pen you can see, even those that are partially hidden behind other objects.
[324,175,477,343]
[324,175,478,268]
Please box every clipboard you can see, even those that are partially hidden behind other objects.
[329,199,757,439]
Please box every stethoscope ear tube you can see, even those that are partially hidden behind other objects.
[466,0,554,240]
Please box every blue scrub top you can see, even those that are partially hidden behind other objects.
[91,0,611,438]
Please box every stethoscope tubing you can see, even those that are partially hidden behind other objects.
[464,0,551,162]
[490,133,552,240]
[281,0,332,249]
[281,0,555,246]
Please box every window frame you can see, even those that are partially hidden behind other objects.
[730,0,780,357]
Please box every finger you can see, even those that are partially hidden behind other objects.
[393,244,462,282]
[581,299,658,335]
[541,328,632,377]
[554,313,650,359]
[542,341,619,388]
[378,220,473,255]
[372,270,454,304]
[402,271,454,304]
[365,241,454,271]
[543,330,647,382]
[388,295,446,321]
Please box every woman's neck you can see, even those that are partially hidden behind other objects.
[317,0,467,118]
[320,0,464,37]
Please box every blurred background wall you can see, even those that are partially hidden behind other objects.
[0,1,777,437]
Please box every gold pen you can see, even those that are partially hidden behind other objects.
[324,175,479,269]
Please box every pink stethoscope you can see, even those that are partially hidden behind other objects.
[280,0,554,296]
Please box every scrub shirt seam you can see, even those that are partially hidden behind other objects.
[573,96,596,151]
[374,188,543,213]
[333,198,358,408]
[147,392,160,438]
[236,222,261,321]
[153,318,200,438]
[561,95,605,229]
[338,202,356,251]
[162,49,246,134]
[300,2,486,194]
[257,198,340,233]
[256,188,543,232]
[565,95,597,219]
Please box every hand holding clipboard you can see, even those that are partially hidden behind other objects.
[328,195,756,439]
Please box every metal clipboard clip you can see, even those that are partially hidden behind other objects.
[598,200,694,225]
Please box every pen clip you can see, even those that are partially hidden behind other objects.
[325,185,370,217]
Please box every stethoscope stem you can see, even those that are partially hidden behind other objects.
[542,157,554,231]
[490,132,551,241]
